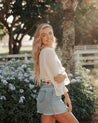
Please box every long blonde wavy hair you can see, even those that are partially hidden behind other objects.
[32,23,57,86]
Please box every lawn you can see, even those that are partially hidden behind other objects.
[0,47,32,55]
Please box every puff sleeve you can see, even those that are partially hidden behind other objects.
[44,48,70,96]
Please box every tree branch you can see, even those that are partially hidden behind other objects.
[11,16,16,29]
[0,18,10,32]
[0,0,12,19]
[20,21,40,42]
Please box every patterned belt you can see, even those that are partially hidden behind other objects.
[43,81,53,85]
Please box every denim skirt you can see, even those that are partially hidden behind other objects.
[37,84,68,115]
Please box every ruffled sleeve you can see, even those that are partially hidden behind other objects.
[44,47,70,96]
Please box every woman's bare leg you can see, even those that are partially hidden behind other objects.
[54,111,79,123]
[41,113,55,123]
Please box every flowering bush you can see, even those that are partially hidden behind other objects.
[0,59,40,123]
[0,60,95,122]
[65,64,95,120]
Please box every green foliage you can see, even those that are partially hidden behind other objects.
[75,0,98,45]
[0,59,40,123]
[65,64,95,119]
[0,0,61,54]
[0,22,6,40]
[0,60,95,122]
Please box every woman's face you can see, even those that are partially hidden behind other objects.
[41,27,54,47]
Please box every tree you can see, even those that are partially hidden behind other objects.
[58,0,78,74]
[0,0,58,54]
[75,0,98,45]
[0,22,7,40]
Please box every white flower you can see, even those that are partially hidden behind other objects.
[0,70,2,74]
[33,90,37,93]
[2,58,6,61]
[10,76,15,80]
[86,69,90,73]
[0,96,6,100]
[31,94,36,99]
[8,60,13,64]
[24,60,30,64]
[24,73,28,77]
[10,67,15,70]
[11,58,15,61]
[76,79,81,82]
[19,96,25,103]
[19,89,24,93]
[21,64,27,68]
[2,71,7,76]
[16,59,20,62]
[1,79,8,85]
[68,73,73,77]
[0,75,3,79]
[6,76,10,80]
[10,71,15,75]
[87,91,92,94]
[71,79,77,83]
[24,79,29,83]
[85,84,89,87]
[75,76,81,79]
[28,83,34,89]
[18,76,23,81]
[18,73,23,78]
[75,71,79,75]
[9,83,16,90]
[75,76,82,82]
[90,86,93,90]
[27,68,31,71]
[29,76,33,81]
[17,68,24,72]
[32,95,36,99]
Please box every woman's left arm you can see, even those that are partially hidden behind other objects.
[64,92,72,112]
[54,74,66,84]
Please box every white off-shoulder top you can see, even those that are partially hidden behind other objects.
[39,47,70,96]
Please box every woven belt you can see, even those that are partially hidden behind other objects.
[43,81,52,85]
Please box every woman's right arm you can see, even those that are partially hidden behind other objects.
[64,92,72,112]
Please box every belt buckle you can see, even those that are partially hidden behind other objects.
[47,81,50,84]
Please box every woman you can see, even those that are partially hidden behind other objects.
[32,23,79,123]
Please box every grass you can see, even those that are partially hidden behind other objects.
[0,47,32,55]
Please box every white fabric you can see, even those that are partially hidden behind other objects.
[39,47,70,96]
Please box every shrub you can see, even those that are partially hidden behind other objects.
[65,64,95,120]
[0,60,95,122]
[0,59,40,123]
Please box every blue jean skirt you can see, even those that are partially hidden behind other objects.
[37,83,68,115]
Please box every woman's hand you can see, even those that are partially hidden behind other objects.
[54,74,66,84]
[64,92,72,112]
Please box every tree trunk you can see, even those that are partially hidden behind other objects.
[9,30,13,54]
[9,31,21,54]
[62,10,75,74]
[13,40,21,54]
[58,0,78,74]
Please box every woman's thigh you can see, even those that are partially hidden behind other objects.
[54,111,79,123]
[41,113,55,123]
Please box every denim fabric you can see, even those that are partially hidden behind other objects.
[37,84,68,115]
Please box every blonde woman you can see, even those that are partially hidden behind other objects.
[32,23,79,123]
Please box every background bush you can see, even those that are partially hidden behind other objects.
[0,59,40,123]
[65,64,95,120]
[0,60,95,122]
